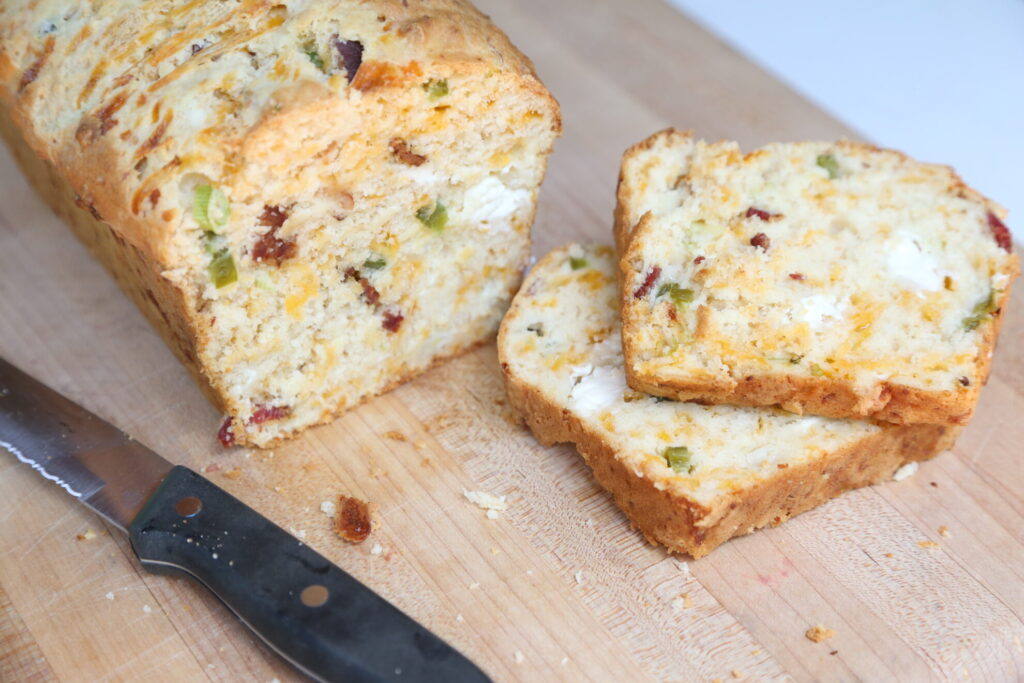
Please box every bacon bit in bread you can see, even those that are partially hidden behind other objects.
[958,376,971,387]
[805,625,837,643]
[693,256,705,265]
[259,204,290,229]
[249,404,291,425]
[634,266,661,298]
[18,36,55,92]
[382,310,404,332]
[345,267,381,305]
[750,232,771,251]
[149,188,161,208]
[332,36,364,83]
[789,273,805,281]
[334,494,372,543]
[987,211,1012,252]
[218,417,235,447]
[389,137,427,166]
[745,207,780,221]
[253,207,297,266]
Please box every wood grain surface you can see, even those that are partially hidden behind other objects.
[1,0,1022,681]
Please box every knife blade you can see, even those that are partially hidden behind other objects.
[0,356,490,683]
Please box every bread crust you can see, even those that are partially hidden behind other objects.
[502,337,958,558]
[1,1,560,447]
[616,131,1019,427]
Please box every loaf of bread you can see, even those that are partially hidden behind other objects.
[0,1,560,446]
[499,244,958,557]
[617,130,1018,425]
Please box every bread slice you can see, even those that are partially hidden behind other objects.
[617,130,1018,425]
[0,1,560,447]
[498,244,958,558]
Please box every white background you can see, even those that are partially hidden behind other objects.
[669,0,1024,240]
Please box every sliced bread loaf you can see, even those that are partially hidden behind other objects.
[498,244,957,558]
[0,1,560,446]
[618,130,1018,425]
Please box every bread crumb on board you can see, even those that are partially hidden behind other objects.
[463,489,508,518]
[939,525,951,537]
[892,462,919,481]
[918,540,941,549]
[370,543,384,556]
[320,500,336,517]
[105,592,114,600]
[513,651,525,664]
[806,624,837,643]
[672,593,695,611]
[334,495,373,543]
[384,430,407,442]
[76,529,98,541]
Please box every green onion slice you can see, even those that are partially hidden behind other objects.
[657,282,695,305]
[664,446,692,474]
[423,78,449,100]
[416,201,448,231]
[207,245,237,288]
[816,153,840,179]
[193,184,230,233]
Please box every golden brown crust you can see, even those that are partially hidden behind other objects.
[0,0,558,265]
[0,102,220,408]
[622,361,980,426]
[502,354,959,558]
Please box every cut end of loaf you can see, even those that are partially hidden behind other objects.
[185,69,558,446]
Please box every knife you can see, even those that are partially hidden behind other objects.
[0,357,490,683]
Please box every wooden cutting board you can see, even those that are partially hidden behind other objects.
[1,0,1021,680]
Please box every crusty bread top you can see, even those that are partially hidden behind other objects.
[0,1,558,266]
[619,130,1019,399]
[499,243,882,508]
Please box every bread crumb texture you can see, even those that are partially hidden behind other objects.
[0,1,560,447]
[618,130,1018,425]
[805,624,837,643]
[463,489,508,518]
[498,245,957,556]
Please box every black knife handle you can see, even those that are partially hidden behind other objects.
[129,466,489,683]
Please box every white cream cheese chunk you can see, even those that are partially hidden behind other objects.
[887,232,943,291]
[463,177,529,228]
[568,365,627,417]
